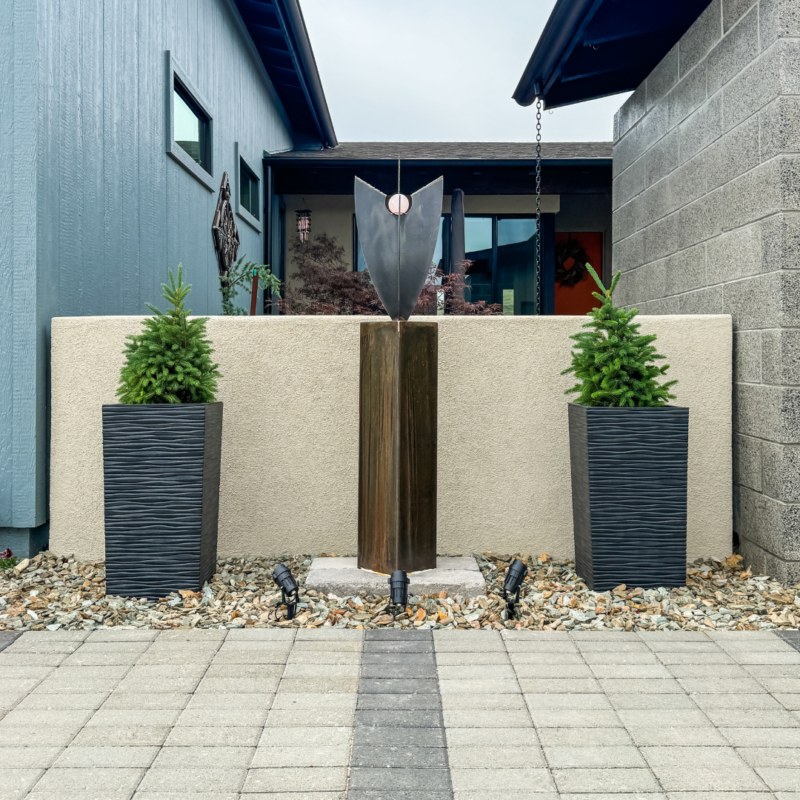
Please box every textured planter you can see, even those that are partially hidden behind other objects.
[568,404,689,591]
[102,403,223,599]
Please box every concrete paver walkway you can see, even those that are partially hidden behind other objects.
[0,628,798,799]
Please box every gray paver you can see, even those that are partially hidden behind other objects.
[353,726,445,748]
[137,767,245,793]
[349,767,452,791]
[449,767,554,792]
[358,693,441,710]
[54,746,159,768]
[442,709,531,728]
[642,746,768,791]
[32,767,144,793]
[355,709,442,727]
[447,745,545,768]
[152,746,255,768]
[552,768,662,793]
[0,769,45,798]
[242,767,348,793]
[164,726,261,747]
[351,745,448,768]
[175,707,268,727]
[0,747,62,768]
[544,745,647,768]
[249,745,350,767]
[259,727,352,748]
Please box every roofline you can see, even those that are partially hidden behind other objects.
[274,0,338,148]
[263,157,611,167]
[512,0,597,107]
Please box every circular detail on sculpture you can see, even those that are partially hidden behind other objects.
[386,193,412,215]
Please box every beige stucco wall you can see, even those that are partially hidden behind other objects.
[50,315,732,563]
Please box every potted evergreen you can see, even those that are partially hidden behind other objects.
[103,266,222,599]
[563,267,687,591]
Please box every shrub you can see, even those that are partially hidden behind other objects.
[219,256,281,316]
[562,265,677,407]
[117,265,221,404]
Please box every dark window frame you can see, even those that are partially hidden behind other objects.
[165,51,215,193]
[235,143,262,232]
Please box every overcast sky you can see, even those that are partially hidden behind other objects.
[299,0,629,143]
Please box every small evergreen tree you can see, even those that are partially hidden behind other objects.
[117,265,221,404]
[562,265,677,407]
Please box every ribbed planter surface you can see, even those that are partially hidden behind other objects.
[568,404,689,591]
[102,403,222,599]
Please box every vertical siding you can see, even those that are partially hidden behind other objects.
[0,0,295,529]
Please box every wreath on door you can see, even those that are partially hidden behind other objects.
[555,237,589,288]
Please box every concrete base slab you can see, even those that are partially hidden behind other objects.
[304,557,486,598]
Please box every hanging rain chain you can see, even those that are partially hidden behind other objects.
[535,96,543,315]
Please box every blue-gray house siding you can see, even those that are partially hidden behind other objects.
[0,0,302,542]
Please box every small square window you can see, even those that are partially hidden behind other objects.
[173,80,211,171]
[239,158,260,221]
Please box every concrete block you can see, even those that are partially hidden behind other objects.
[735,484,800,560]
[644,212,680,263]
[638,296,680,315]
[613,229,646,274]
[708,6,759,95]
[678,285,724,314]
[613,125,642,178]
[706,115,760,193]
[618,83,647,140]
[724,0,757,31]
[665,244,706,296]
[613,110,620,143]
[761,0,800,49]
[680,0,723,76]
[764,329,800,385]
[733,330,762,384]
[613,197,642,243]
[641,177,676,229]
[353,726,444,748]
[741,531,800,583]
[304,556,485,597]
[763,442,800,502]
[350,767,451,792]
[707,224,763,286]
[723,47,780,132]
[762,212,800,271]
[639,96,672,153]
[668,151,707,213]
[647,44,680,109]
[646,128,680,187]
[722,272,777,330]
[613,158,646,210]
[680,94,723,164]
[761,96,800,162]
[734,433,762,492]
[670,63,708,128]
[734,383,800,442]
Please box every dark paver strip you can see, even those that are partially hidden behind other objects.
[0,631,20,652]
[775,630,800,652]
[347,630,454,799]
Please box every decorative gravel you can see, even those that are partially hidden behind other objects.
[0,551,798,632]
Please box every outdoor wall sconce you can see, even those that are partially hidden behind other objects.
[388,570,409,613]
[272,563,299,620]
[503,558,528,619]
[296,209,311,243]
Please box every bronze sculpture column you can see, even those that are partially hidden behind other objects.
[354,174,443,574]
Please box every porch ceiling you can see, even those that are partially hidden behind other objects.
[513,0,714,109]
[264,141,612,196]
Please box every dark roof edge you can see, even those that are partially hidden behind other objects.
[275,0,338,148]
[512,0,596,108]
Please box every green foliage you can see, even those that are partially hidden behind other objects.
[562,265,677,407]
[219,257,281,315]
[117,265,221,404]
[0,549,17,571]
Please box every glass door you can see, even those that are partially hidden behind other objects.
[463,217,493,306]
[497,218,539,315]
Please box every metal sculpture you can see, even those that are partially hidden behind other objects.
[354,176,443,320]
[355,170,443,575]
[212,172,240,283]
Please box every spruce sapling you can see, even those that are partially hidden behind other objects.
[562,265,677,407]
[117,265,221,404]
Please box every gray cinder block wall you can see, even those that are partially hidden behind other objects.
[612,0,800,582]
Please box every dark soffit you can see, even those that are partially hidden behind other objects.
[513,0,714,109]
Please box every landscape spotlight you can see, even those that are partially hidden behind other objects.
[388,570,409,612]
[272,563,299,620]
[503,558,528,620]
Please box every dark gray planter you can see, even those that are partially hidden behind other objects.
[567,404,689,592]
[102,403,222,599]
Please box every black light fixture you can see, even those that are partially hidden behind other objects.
[503,558,528,620]
[388,570,409,613]
[272,563,299,620]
